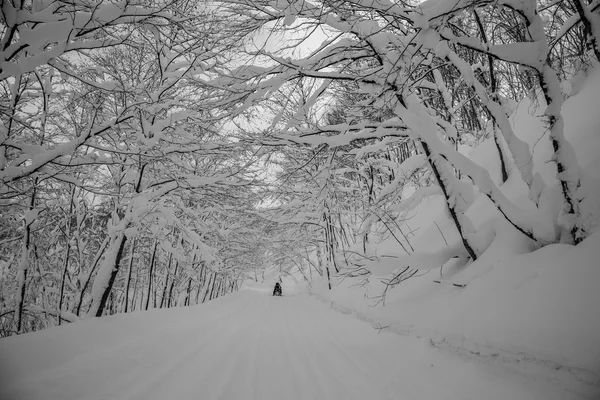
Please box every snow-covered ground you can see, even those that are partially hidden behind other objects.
[2,16,600,400]
[307,67,600,393]
[0,288,596,400]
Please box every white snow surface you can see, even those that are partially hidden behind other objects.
[308,67,600,393]
[0,289,594,400]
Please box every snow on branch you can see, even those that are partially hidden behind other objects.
[0,1,174,81]
[390,185,442,214]
[0,115,134,184]
[395,95,557,243]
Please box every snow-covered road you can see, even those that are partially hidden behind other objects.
[0,291,591,399]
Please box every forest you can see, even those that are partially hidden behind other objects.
[1,0,599,337]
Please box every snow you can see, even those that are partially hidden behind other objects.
[0,290,592,400]
[366,240,467,275]
[309,68,600,392]
[433,37,542,203]
[391,185,442,213]
[86,233,124,318]
[23,208,41,226]
[505,68,600,237]
[395,94,553,242]
[0,115,134,183]
[314,227,600,378]
[488,42,545,66]
[2,2,600,398]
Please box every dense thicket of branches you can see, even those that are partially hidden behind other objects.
[1,0,598,336]
[0,0,266,336]
[215,0,598,287]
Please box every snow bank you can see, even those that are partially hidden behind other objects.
[312,67,600,376]
[448,230,600,370]
[1,291,584,400]
[0,293,244,389]
[315,226,600,374]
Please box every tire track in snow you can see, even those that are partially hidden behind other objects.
[3,291,596,400]
[212,295,277,399]
[275,296,326,399]
[92,296,259,400]
[282,296,334,397]
[285,296,382,399]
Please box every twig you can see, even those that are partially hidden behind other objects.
[433,280,466,288]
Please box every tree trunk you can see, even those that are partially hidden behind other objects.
[131,260,139,312]
[325,210,339,273]
[76,237,109,316]
[493,128,509,183]
[518,8,586,243]
[58,185,75,325]
[153,281,158,309]
[185,278,192,306]
[324,259,332,290]
[195,265,205,305]
[537,66,585,244]
[57,244,71,325]
[317,245,331,289]
[421,142,478,261]
[210,277,220,301]
[204,272,216,303]
[123,238,137,313]
[167,260,179,308]
[16,187,37,333]
[201,273,212,303]
[160,253,173,309]
[473,10,509,184]
[92,234,128,317]
[108,292,114,316]
[145,240,159,311]
[220,278,226,297]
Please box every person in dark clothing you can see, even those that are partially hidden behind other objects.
[273,282,282,296]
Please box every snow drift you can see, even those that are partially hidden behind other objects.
[312,67,600,376]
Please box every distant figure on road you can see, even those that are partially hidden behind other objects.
[273,282,282,296]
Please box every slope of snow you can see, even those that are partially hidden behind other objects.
[0,290,592,400]
[310,67,600,384]
[510,67,600,182]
